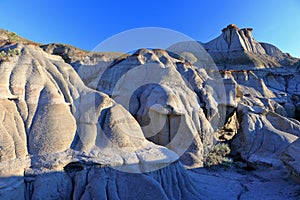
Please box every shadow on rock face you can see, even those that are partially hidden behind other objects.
[0,161,201,200]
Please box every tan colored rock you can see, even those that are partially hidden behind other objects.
[0,99,27,161]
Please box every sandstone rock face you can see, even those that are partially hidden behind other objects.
[0,43,179,169]
[0,41,200,199]
[204,24,299,69]
[214,24,265,54]
[231,104,299,167]
[223,67,300,169]
[0,44,76,164]
[0,99,27,161]
[71,39,300,174]
[281,138,300,183]
[44,25,300,175]
[68,25,300,179]
[76,47,236,168]
[204,27,300,172]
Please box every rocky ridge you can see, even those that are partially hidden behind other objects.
[204,24,299,69]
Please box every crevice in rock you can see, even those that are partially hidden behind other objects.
[294,110,300,121]
[237,183,248,200]
[24,174,35,200]
[64,162,85,173]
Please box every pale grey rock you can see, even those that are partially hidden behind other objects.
[78,162,200,200]
[260,43,286,59]
[0,41,201,199]
[265,72,287,91]
[283,102,296,118]
[67,30,300,175]
[260,42,299,66]
[206,24,265,54]
[87,48,231,167]
[231,103,299,168]
[281,138,300,183]
[0,176,25,200]
[265,112,300,137]
[30,173,73,200]
[204,24,299,69]
[0,44,180,171]
[21,161,201,200]
[226,70,276,99]
[209,29,300,177]
[28,103,76,155]
[0,99,27,161]
[287,74,300,94]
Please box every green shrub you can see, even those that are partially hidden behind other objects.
[204,143,231,168]
[0,50,5,57]
[0,48,20,62]
[8,48,20,56]
[0,50,9,62]
[7,32,19,43]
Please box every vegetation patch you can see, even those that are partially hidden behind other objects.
[204,143,231,168]
[7,32,20,43]
[0,48,20,62]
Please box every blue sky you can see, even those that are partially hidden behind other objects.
[0,0,300,57]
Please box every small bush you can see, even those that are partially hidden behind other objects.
[0,48,20,62]
[204,143,231,168]
[0,50,9,62]
[7,32,19,43]
[8,48,20,56]
[0,50,5,57]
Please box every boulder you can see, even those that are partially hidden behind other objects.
[231,103,300,168]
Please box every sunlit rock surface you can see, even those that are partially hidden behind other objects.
[0,36,199,199]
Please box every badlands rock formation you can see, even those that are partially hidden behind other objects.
[281,138,300,183]
[204,24,299,69]
[0,23,300,200]
[0,29,200,199]
[53,24,300,180]
[58,46,231,168]
[204,25,300,176]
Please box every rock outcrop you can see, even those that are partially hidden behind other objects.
[204,24,299,69]
[65,26,300,174]
[231,103,300,167]
[71,47,237,168]
[212,24,265,54]
[0,35,200,199]
[41,25,300,175]
[281,138,300,183]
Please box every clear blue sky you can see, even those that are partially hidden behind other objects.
[0,0,300,57]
